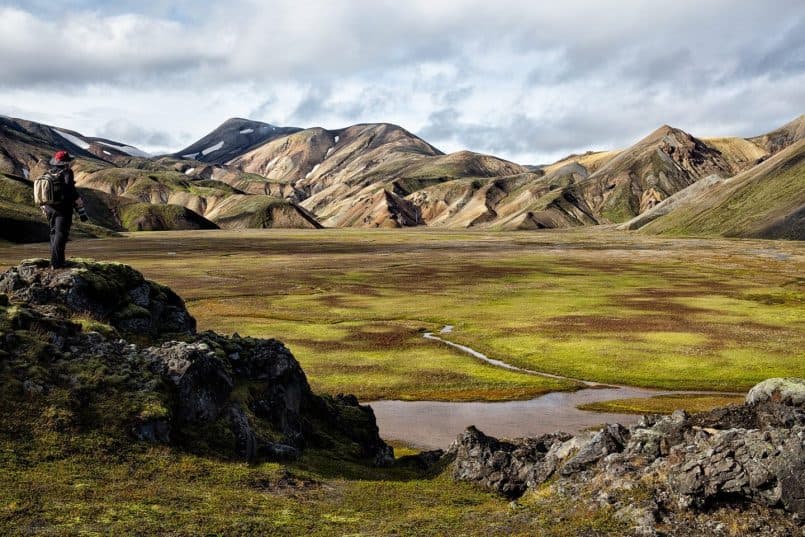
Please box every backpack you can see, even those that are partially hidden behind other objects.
[33,169,66,206]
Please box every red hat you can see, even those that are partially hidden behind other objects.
[50,150,75,166]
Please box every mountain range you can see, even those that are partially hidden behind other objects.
[1,112,802,242]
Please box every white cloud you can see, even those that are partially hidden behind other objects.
[0,1,802,163]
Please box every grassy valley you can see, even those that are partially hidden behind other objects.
[1,229,802,536]
[1,230,800,399]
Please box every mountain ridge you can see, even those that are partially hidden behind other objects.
[0,113,802,239]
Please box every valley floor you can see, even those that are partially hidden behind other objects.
[1,228,802,402]
[1,228,803,536]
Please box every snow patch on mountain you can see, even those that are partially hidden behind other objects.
[99,141,151,158]
[54,129,90,150]
[185,168,195,175]
[240,128,254,134]
[202,141,225,155]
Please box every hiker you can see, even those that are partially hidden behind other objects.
[38,150,88,269]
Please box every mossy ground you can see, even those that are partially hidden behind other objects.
[577,394,746,415]
[0,229,801,535]
[1,229,801,398]
[0,444,629,536]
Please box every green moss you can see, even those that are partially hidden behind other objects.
[71,315,119,338]
[73,261,144,307]
[599,182,637,222]
[119,203,209,232]
[113,303,151,321]
[578,394,746,414]
[0,174,34,204]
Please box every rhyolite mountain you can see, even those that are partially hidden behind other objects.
[0,115,319,240]
[623,138,805,240]
[1,113,802,241]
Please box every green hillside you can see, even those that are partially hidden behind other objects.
[641,140,805,240]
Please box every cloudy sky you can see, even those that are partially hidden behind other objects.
[1,0,803,164]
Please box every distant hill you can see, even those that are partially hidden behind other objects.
[749,114,805,154]
[0,116,318,241]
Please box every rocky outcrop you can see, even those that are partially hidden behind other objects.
[448,379,805,533]
[0,258,195,337]
[668,426,804,515]
[0,260,392,466]
[449,426,571,498]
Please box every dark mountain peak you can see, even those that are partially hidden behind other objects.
[218,117,277,130]
[173,118,302,164]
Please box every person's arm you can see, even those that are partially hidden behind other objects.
[67,169,89,221]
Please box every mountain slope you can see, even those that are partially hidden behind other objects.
[749,114,805,154]
[570,125,738,223]
[637,139,805,239]
[2,113,802,238]
[0,116,321,238]
[0,115,153,174]
[227,122,533,227]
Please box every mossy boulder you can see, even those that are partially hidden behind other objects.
[0,259,195,338]
[746,377,805,406]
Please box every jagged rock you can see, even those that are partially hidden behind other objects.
[245,338,311,442]
[690,400,803,430]
[132,419,171,443]
[396,449,446,470]
[560,423,630,475]
[228,405,258,460]
[668,426,805,517]
[310,394,395,467]
[259,442,301,461]
[625,410,689,461]
[746,377,805,406]
[450,426,571,499]
[448,377,805,528]
[148,341,234,422]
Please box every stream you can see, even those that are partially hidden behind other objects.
[367,328,728,450]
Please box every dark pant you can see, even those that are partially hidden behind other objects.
[46,207,73,268]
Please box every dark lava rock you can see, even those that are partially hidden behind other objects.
[668,426,805,517]
[448,377,805,532]
[396,449,446,471]
[132,419,171,444]
[449,425,571,499]
[560,423,630,476]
